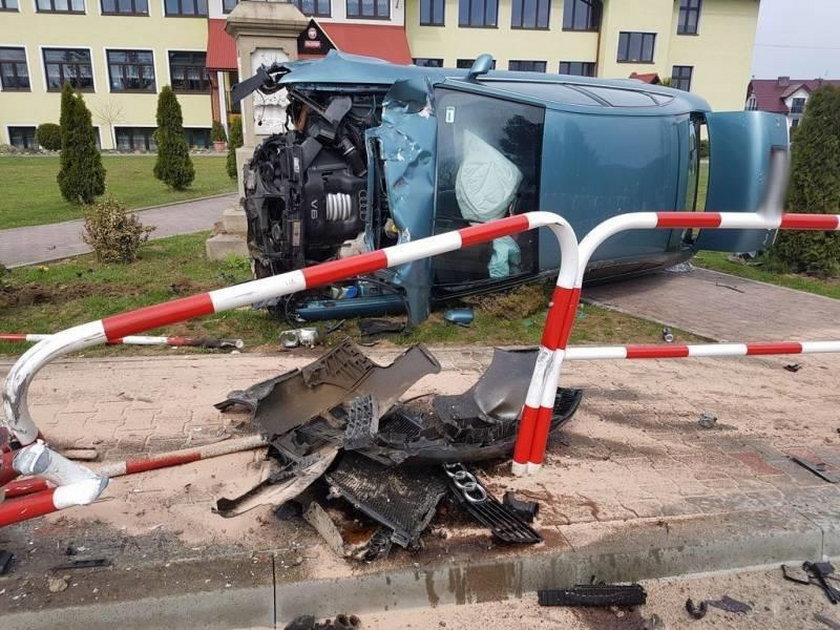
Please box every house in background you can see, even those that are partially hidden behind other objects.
[746,76,840,132]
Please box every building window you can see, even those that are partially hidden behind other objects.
[617,32,656,63]
[746,94,757,110]
[0,47,30,91]
[164,0,207,16]
[346,0,389,19]
[790,119,799,130]
[790,97,806,114]
[1,0,19,11]
[420,0,444,25]
[222,0,237,13]
[559,61,595,76]
[184,128,211,149]
[413,58,444,67]
[107,50,155,92]
[563,0,600,31]
[101,0,147,14]
[294,0,329,16]
[509,60,546,73]
[511,0,549,29]
[115,127,156,152]
[677,0,701,35]
[458,0,497,27]
[36,0,84,12]
[456,58,496,69]
[671,65,692,91]
[43,48,94,92]
[8,126,37,149]
[169,51,209,92]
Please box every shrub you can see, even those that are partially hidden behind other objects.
[212,121,227,143]
[36,123,62,151]
[153,86,195,190]
[82,197,155,264]
[57,83,106,204]
[226,115,243,179]
[769,85,840,276]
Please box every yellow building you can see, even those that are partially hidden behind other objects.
[406,0,759,111]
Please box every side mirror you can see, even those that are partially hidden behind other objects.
[467,54,494,81]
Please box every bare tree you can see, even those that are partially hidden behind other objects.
[93,98,125,150]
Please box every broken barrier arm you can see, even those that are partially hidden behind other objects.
[0,212,579,525]
[513,211,840,475]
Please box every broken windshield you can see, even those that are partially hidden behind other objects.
[432,88,545,289]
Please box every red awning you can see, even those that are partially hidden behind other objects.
[206,19,237,71]
[320,23,411,64]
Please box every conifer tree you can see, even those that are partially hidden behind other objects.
[57,83,106,204]
[153,86,195,190]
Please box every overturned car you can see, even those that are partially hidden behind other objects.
[234,52,788,325]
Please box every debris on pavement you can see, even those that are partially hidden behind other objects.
[46,575,69,593]
[284,614,361,630]
[537,583,647,607]
[790,456,840,483]
[815,612,840,630]
[357,318,404,339]
[661,327,674,343]
[705,595,752,613]
[280,327,320,349]
[52,558,111,570]
[0,549,14,575]
[502,491,539,523]
[698,413,718,429]
[684,598,708,619]
[784,362,803,373]
[213,340,583,558]
[782,561,840,604]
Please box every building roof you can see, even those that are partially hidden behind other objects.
[206,19,237,71]
[628,72,661,85]
[747,77,840,113]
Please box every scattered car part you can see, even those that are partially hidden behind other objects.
[502,491,539,523]
[443,308,475,327]
[357,318,404,338]
[444,462,541,544]
[815,613,840,630]
[0,549,13,575]
[325,453,448,548]
[215,339,441,441]
[662,327,674,343]
[784,362,802,373]
[302,496,393,561]
[284,614,361,630]
[790,457,840,483]
[698,413,718,429]
[781,563,812,585]
[537,584,647,607]
[280,328,320,349]
[805,561,840,604]
[685,598,708,619]
[52,558,111,570]
[215,468,296,517]
[706,595,751,613]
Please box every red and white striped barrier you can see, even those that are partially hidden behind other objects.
[0,333,244,349]
[564,340,840,361]
[0,211,578,524]
[511,211,840,474]
[0,435,265,523]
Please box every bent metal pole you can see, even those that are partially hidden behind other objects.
[0,333,245,349]
[0,211,579,525]
[515,211,840,474]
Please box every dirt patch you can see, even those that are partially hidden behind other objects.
[0,282,141,308]
[469,282,550,321]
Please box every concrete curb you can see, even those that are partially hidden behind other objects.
[3,506,829,630]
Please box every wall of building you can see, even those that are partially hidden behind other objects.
[406,0,598,70]
[0,0,210,149]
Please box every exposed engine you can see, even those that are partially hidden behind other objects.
[244,90,392,288]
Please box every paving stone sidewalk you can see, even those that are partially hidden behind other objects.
[0,193,236,268]
[584,266,840,341]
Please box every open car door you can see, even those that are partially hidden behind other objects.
[695,111,789,252]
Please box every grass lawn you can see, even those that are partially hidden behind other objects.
[0,155,236,230]
[0,232,701,358]
[693,250,840,300]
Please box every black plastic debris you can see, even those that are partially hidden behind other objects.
[706,595,751,613]
[0,549,14,576]
[284,614,361,630]
[782,561,840,604]
[685,598,708,619]
[698,413,718,429]
[502,491,539,523]
[790,456,840,483]
[445,463,541,544]
[358,318,404,338]
[784,363,803,373]
[325,453,448,547]
[52,558,111,570]
[537,584,647,607]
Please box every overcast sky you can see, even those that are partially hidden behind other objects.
[751,0,840,79]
